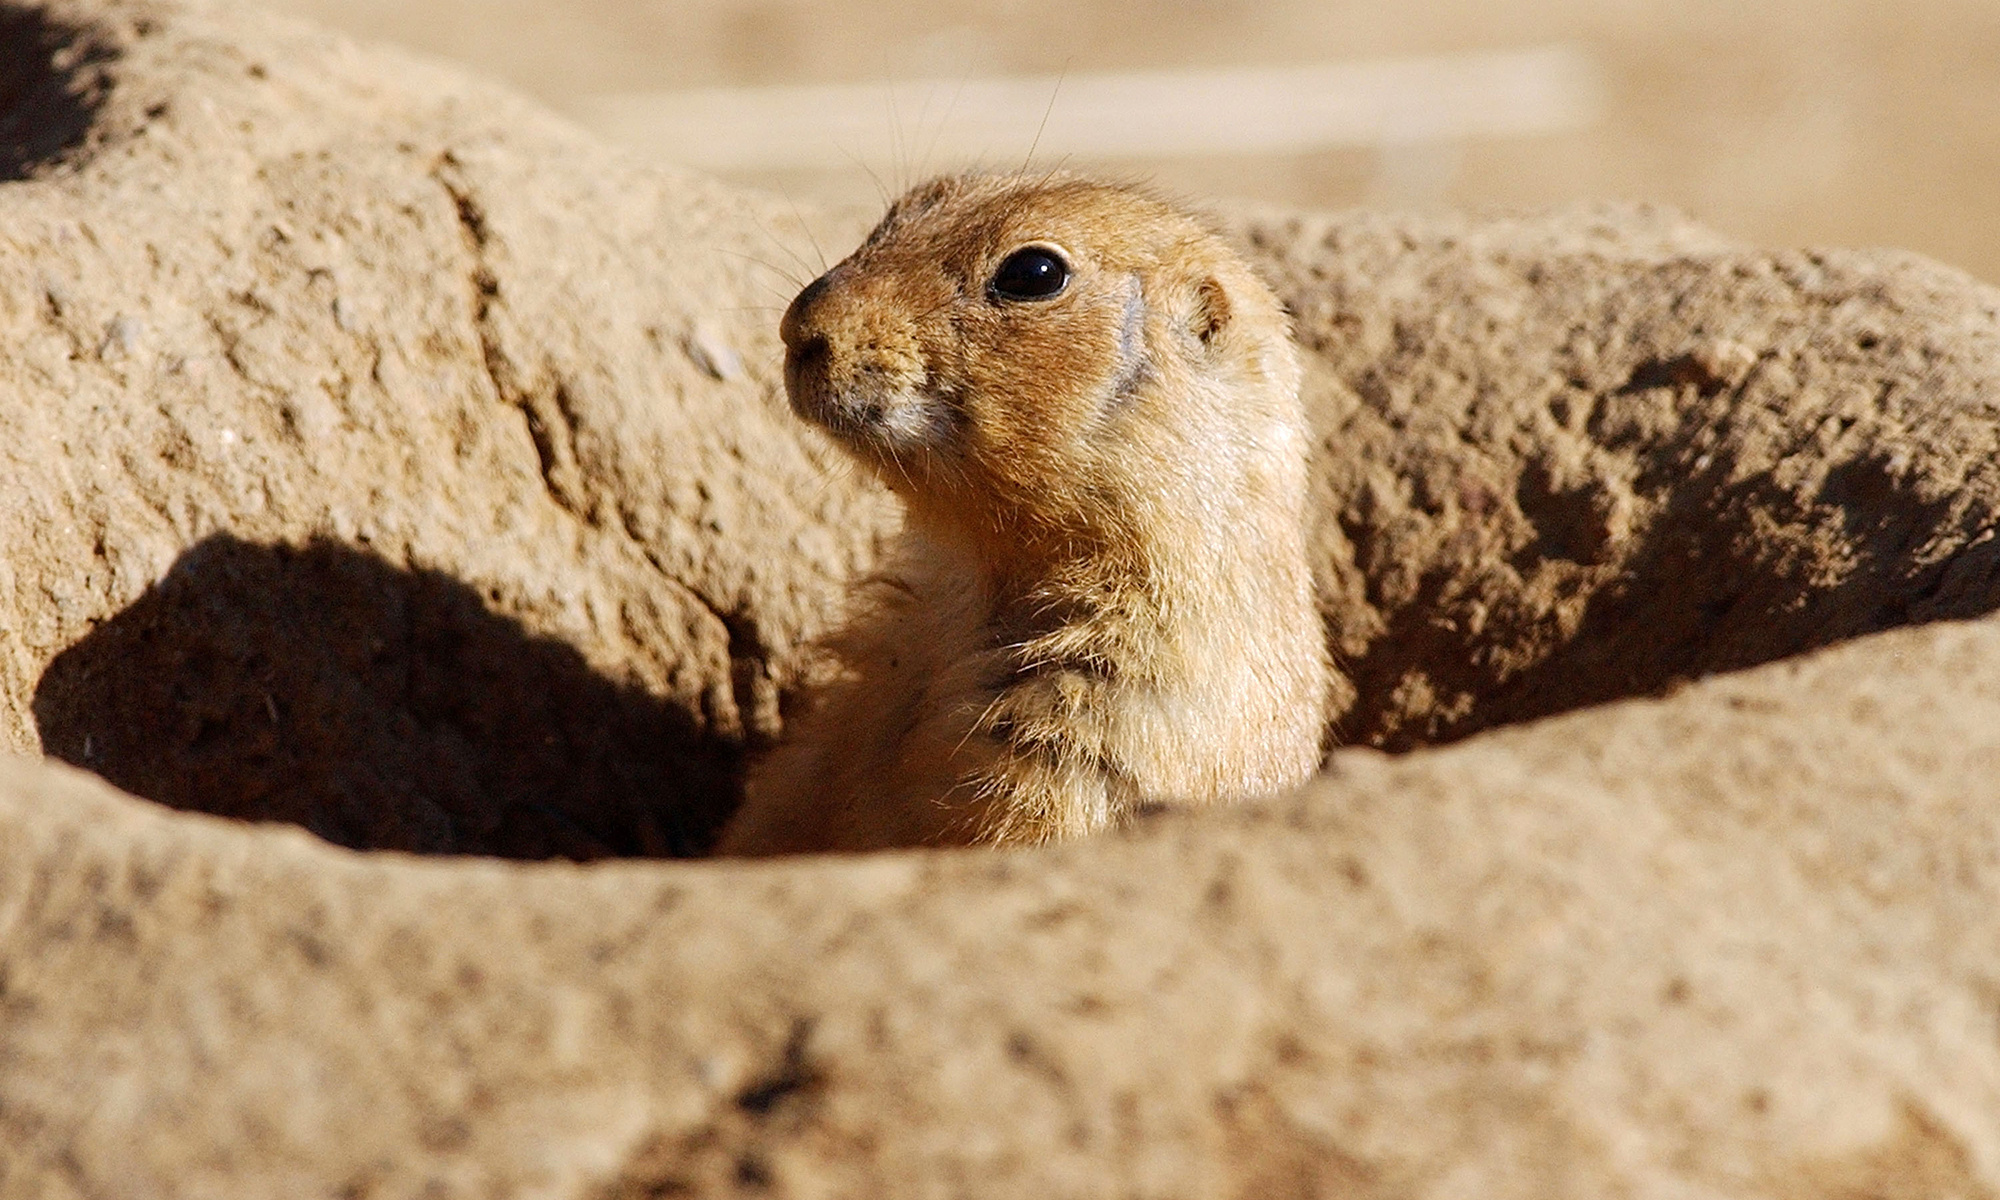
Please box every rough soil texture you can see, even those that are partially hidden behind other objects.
[1252,205,2000,748]
[0,0,897,858]
[1,0,1998,1196]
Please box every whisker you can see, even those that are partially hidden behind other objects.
[834,140,893,206]
[776,184,829,274]
[917,76,969,182]
[716,246,806,290]
[748,207,821,282]
[1020,62,1070,177]
[881,64,908,190]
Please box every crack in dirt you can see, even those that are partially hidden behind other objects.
[609,501,776,744]
[430,150,773,741]
[432,151,591,523]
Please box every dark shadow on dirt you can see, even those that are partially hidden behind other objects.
[1466,456,1995,732]
[0,5,119,181]
[33,535,741,859]
[1333,431,2000,752]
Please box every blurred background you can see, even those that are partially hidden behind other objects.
[261,0,2000,283]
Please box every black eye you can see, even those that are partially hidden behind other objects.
[988,245,1070,302]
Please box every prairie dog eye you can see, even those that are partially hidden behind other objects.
[988,244,1071,302]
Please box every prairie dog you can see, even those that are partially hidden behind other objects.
[716,173,1329,855]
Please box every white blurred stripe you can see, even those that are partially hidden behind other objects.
[571,46,1602,172]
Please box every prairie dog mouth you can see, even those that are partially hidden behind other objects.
[784,350,950,459]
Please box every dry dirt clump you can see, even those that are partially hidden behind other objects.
[1,0,1998,1197]
[1252,205,2000,746]
[0,0,897,857]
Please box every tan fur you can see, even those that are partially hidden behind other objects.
[715,173,1330,855]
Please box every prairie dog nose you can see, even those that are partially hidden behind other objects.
[780,272,834,351]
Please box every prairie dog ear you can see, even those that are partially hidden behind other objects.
[1189,276,1232,347]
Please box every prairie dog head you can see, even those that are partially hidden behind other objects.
[780,173,1307,563]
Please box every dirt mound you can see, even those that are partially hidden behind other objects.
[1255,206,2000,746]
[1,0,1997,1195]
[0,0,894,856]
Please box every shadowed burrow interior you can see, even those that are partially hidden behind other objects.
[1348,457,2000,752]
[30,438,2000,861]
[33,535,744,859]
[0,3,119,180]
[1310,345,2000,752]
[1436,445,2000,738]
